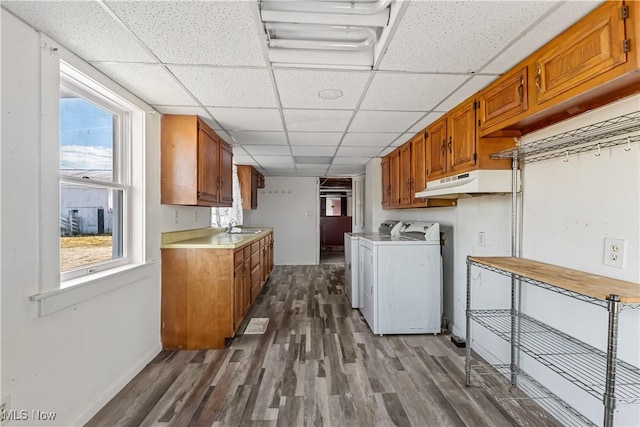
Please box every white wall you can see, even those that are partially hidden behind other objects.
[1,11,162,425]
[159,205,212,232]
[243,176,319,265]
[365,95,640,426]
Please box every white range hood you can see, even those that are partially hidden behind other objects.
[415,169,518,199]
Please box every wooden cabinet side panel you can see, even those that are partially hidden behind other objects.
[237,165,252,210]
[161,115,198,205]
[381,156,390,208]
[534,0,627,105]
[187,249,233,349]
[390,150,400,208]
[161,249,189,349]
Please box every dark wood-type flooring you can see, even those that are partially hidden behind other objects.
[87,265,562,427]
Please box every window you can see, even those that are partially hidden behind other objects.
[211,164,243,227]
[59,62,131,281]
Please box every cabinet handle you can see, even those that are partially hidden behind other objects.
[410,177,414,190]
[448,136,452,153]
[518,76,524,102]
[441,142,446,155]
[535,65,542,92]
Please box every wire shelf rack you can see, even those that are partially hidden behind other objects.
[468,309,640,405]
[490,111,640,164]
[467,260,640,310]
[471,363,596,426]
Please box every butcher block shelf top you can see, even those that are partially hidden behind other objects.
[468,256,640,304]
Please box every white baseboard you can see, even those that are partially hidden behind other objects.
[67,342,162,426]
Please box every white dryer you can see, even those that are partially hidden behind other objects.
[344,220,402,308]
[359,222,442,335]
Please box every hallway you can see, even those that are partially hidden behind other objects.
[87,265,560,426]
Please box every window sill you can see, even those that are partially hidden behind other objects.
[30,261,157,317]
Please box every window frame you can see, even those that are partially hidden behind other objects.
[58,62,133,282]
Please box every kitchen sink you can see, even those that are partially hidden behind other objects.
[227,228,263,234]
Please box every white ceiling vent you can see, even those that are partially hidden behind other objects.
[260,0,395,70]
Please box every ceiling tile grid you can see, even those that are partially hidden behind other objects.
[341,132,403,147]
[291,146,337,156]
[409,112,446,133]
[231,131,288,145]
[244,145,292,156]
[288,132,344,146]
[104,0,266,66]
[274,69,371,109]
[437,75,500,111]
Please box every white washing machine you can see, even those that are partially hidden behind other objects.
[359,222,442,335]
[344,221,402,309]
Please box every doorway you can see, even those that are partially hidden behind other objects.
[319,177,352,264]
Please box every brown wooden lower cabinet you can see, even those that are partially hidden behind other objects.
[161,231,274,350]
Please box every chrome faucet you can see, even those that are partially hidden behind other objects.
[226,219,237,233]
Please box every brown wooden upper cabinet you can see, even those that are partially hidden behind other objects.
[381,156,391,208]
[399,143,412,206]
[410,132,427,195]
[237,165,264,210]
[389,148,401,208]
[479,66,528,131]
[531,0,627,107]
[425,97,477,180]
[161,115,233,207]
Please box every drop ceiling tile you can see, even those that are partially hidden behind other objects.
[333,157,375,165]
[244,146,291,156]
[104,1,266,66]
[94,63,195,106]
[171,67,277,107]
[437,75,499,111]
[409,112,446,133]
[233,156,257,165]
[379,147,396,157]
[283,110,353,132]
[349,111,424,133]
[288,132,343,146]
[361,73,468,111]
[341,133,402,147]
[378,1,555,72]
[328,165,366,175]
[336,146,383,157]
[232,146,248,155]
[391,134,412,147]
[231,132,288,145]
[252,156,294,165]
[207,108,283,132]
[216,131,237,145]
[291,146,337,156]
[482,2,601,74]
[257,163,295,169]
[154,106,209,116]
[273,69,370,109]
[2,1,156,62]
[262,169,298,176]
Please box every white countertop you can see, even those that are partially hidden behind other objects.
[161,227,273,249]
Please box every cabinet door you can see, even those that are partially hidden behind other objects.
[389,149,400,207]
[219,141,234,206]
[411,132,427,195]
[381,156,390,208]
[197,128,220,205]
[448,100,477,171]
[233,262,244,330]
[426,117,447,179]
[479,67,528,130]
[250,168,258,209]
[532,0,627,106]
[399,143,412,206]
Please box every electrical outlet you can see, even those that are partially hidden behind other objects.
[174,210,179,224]
[478,232,486,246]
[604,238,625,268]
[1,394,11,422]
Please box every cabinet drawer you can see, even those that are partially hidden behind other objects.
[251,241,260,254]
[243,246,251,259]
[234,249,243,267]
